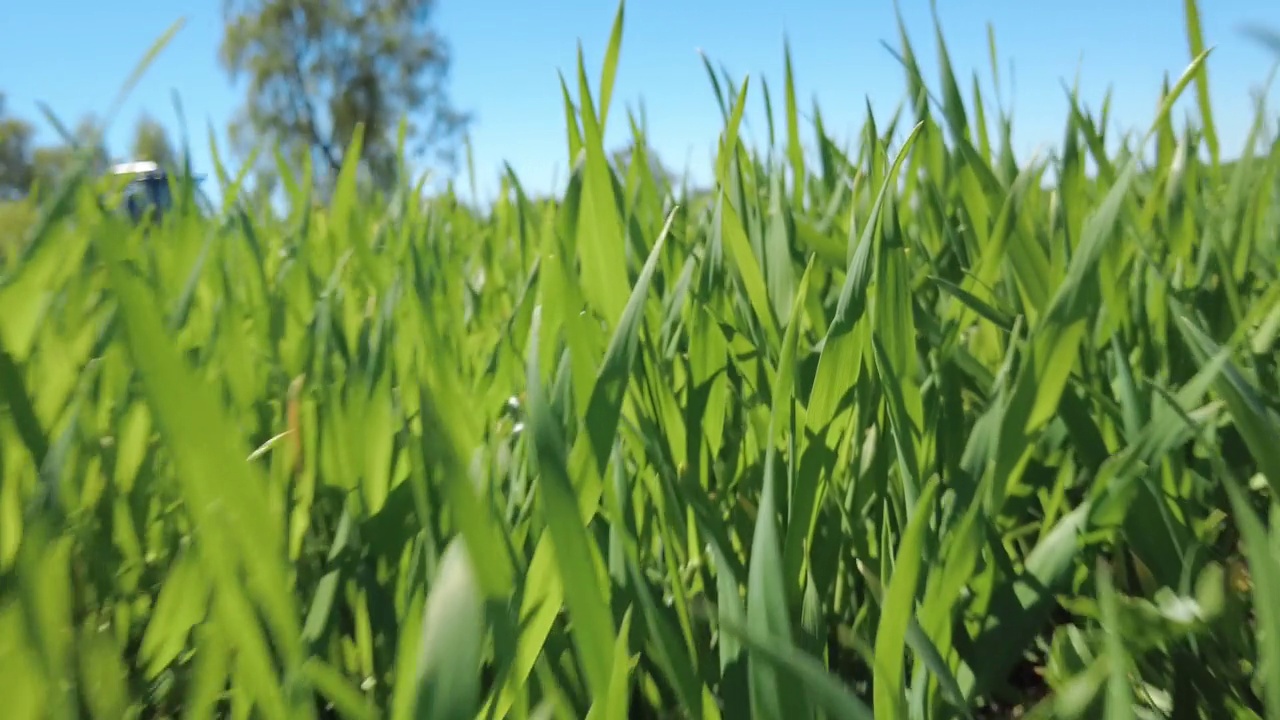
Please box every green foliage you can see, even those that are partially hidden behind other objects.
[0,93,36,200]
[3,2,1280,719]
[128,113,181,172]
[0,95,179,203]
[217,0,469,196]
[0,198,36,256]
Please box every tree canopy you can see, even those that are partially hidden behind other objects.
[5,0,472,204]
[129,113,181,172]
[217,0,470,195]
[0,99,89,199]
[0,96,177,202]
[0,94,35,200]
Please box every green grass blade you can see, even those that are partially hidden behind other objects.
[584,208,676,474]
[873,477,939,720]
[525,309,617,703]
[412,538,486,720]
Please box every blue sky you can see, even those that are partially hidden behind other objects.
[2,0,1279,202]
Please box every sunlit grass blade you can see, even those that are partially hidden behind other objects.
[806,121,923,429]
[782,38,805,207]
[1183,0,1220,170]
[597,1,625,129]
[412,538,486,720]
[584,208,676,474]
[872,477,938,720]
[525,308,617,703]
[574,43,631,328]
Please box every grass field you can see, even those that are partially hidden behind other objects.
[3,2,1280,718]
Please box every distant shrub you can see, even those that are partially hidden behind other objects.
[0,198,35,262]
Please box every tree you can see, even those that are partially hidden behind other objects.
[0,93,35,200]
[129,113,180,171]
[30,146,75,192]
[217,0,470,195]
[28,116,109,193]
[0,97,109,199]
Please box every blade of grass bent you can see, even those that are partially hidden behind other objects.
[525,308,617,703]
[584,208,677,475]
[806,121,924,430]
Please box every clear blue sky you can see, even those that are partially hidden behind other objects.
[2,0,1279,202]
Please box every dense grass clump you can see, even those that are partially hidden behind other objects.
[3,2,1280,718]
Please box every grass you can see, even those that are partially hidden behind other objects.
[2,1,1280,718]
